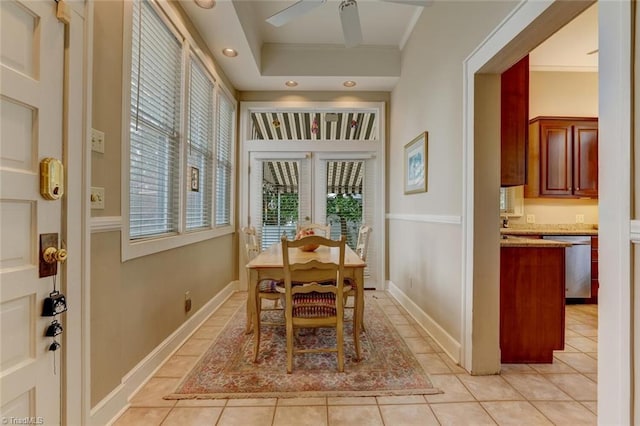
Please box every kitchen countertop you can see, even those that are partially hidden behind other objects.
[500,236,572,248]
[500,224,598,237]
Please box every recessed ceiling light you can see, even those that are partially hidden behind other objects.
[285,80,298,87]
[222,48,238,57]
[194,0,215,9]
[343,80,356,88]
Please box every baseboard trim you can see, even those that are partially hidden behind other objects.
[386,213,462,225]
[386,280,461,365]
[92,281,239,426]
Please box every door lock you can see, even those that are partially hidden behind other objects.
[39,233,68,278]
[43,247,68,264]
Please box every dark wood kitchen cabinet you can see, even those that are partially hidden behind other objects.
[525,117,598,198]
[501,55,529,187]
[500,246,565,363]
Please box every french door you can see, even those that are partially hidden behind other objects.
[248,152,379,287]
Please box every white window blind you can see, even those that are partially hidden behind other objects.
[186,55,214,230]
[129,0,182,239]
[215,91,234,226]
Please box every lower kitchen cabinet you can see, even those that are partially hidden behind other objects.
[500,246,565,363]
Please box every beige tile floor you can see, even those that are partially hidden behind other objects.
[113,292,597,425]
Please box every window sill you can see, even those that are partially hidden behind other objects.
[121,226,233,262]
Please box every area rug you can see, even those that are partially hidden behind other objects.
[164,294,441,399]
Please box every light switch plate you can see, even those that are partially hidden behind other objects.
[576,214,585,223]
[526,214,535,224]
[91,128,105,153]
[90,187,105,209]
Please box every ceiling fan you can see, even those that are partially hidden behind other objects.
[266,0,433,48]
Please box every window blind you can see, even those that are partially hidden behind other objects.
[215,91,234,226]
[129,0,181,239]
[186,56,214,230]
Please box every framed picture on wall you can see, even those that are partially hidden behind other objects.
[190,166,200,192]
[404,132,428,194]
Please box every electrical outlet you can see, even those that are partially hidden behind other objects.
[526,214,535,224]
[91,128,105,153]
[576,214,585,223]
[90,187,105,209]
[185,291,192,313]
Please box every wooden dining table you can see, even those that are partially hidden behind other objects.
[245,241,367,359]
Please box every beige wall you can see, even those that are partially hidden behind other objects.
[529,71,598,118]
[387,1,517,351]
[90,1,237,406]
[508,70,599,226]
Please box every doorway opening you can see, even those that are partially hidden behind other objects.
[239,102,386,290]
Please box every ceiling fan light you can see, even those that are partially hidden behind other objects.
[285,80,298,87]
[194,0,215,9]
[222,48,238,57]
[343,80,356,88]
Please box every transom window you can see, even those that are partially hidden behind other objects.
[250,111,378,141]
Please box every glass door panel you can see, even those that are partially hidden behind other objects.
[249,154,311,250]
[261,160,299,249]
[325,160,364,250]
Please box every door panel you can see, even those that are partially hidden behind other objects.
[1,1,64,423]
[540,122,572,196]
[249,154,311,250]
[573,123,598,197]
[315,156,378,287]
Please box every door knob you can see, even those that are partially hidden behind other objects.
[43,247,68,264]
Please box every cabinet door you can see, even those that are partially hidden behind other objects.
[540,120,573,196]
[500,55,529,186]
[573,121,598,197]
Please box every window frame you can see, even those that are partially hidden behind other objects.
[121,0,235,261]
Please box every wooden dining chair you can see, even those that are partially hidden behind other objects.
[354,224,372,262]
[296,223,331,238]
[242,226,283,362]
[346,224,371,331]
[279,234,350,373]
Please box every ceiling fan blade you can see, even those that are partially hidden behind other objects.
[339,0,362,48]
[266,0,327,27]
[379,0,433,6]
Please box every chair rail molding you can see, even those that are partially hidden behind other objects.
[386,213,462,225]
[90,216,123,233]
[629,220,640,244]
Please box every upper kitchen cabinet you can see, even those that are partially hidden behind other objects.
[501,55,529,187]
[525,117,598,198]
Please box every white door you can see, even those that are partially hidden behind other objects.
[1,1,65,423]
[249,153,312,249]
[248,152,381,289]
[314,155,379,288]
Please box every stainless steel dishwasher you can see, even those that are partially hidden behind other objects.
[542,235,592,298]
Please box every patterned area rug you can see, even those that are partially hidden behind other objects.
[165,294,441,399]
